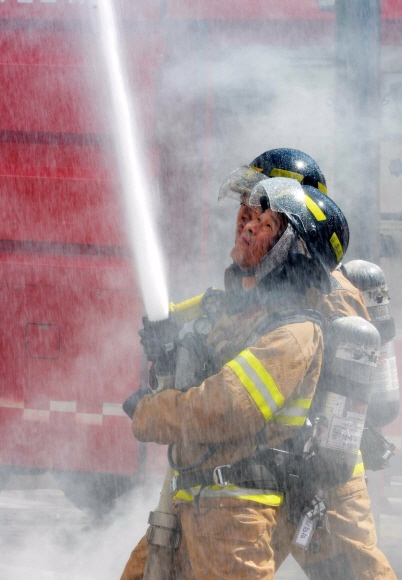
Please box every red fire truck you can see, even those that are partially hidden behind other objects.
[0,0,401,515]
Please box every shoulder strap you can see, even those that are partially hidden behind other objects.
[330,273,343,290]
[248,308,324,347]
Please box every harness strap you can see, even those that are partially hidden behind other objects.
[170,457,283,494]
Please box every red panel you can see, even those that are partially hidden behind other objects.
[0,414,139,474]
[0,408,26,465]
[382,20,402,44]
[0,29,87,66]
[0,0,161,22]
[125,33,166,132]
[208,19,334,47]
[0,257,143,403]
[383,0,402,18]
[0,0,400,22]
[0,30,164,134]
[0,284,26,405]
[0,255,144,474]
[0,407,139,474]
[167,0,332,20]
[0,142,116,181]
[0,253,136,289]
[0,175,128,245]
[0,63,109,134]
[168,0,402,21]
[0,30,108,134]
[26,323,60,359]
[0,31,164,253]
[121,0,162,20]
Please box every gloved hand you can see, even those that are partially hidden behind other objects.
[122,389,150,420]
[138,315,178,359]
[138,315,179,375]
[174,333,218,392]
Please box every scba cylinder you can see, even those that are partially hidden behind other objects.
[344,260,400,427]
[311,316,380,489]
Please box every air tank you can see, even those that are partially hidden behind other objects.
[311,316,380,488]
[344,260,400,427]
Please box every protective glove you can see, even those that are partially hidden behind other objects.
[174,333,218,392]
[122,389,150,420]
[138,315,178,358]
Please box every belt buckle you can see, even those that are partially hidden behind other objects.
[213,464,231,487]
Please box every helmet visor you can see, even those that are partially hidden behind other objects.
[249,177,311,231]
[218,166,267,204]
[250,177,333,293]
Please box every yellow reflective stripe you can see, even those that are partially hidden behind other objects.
[227,359,273,421]
[290,398,311,409]
[269,167,303,182]
[227,350,285,422]
[318,182,328,194]
[305,194,326,222]
[174,485,284,506]
[329,232,344,262]
[250,165,264,172]
[352,451,364,476]
[237,493,283,506]
[353,462,365,476]
[174,489,194,501]
[273,415,306,426]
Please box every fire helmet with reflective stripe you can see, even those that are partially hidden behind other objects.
[248,178,348,294]
[218,148,327,206]
[250,148,327,194]
[302,185,349,271]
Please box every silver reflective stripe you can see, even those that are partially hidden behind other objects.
[273,397,311,426]
[234,355,280,415]
[276,404,309,418]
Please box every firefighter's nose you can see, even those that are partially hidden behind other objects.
[245,220,258,234]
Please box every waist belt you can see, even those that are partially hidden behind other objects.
[170,458,282,493]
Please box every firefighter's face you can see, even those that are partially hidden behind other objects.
[235,203,259,241]
[231,208,286,271]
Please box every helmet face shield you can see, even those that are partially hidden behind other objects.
[249,177,338,293]
[248,179,348,274]
[218,166,267,204]
[249,178,311,232]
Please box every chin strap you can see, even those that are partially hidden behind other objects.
[255,223,297,284]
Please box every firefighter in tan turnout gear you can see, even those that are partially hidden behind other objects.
[122,175,345,580]
[230,150,397,579]
[120,149,396,580]
[270,264,398,580]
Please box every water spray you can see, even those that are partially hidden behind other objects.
[96,0,169,321]
[96,5,175,578]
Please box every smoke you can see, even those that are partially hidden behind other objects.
[0,477,162,579]
[0,473,313,579]
[155,37,336,298]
